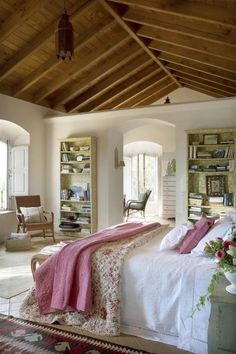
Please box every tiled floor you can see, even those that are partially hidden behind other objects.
[0,292,27,317]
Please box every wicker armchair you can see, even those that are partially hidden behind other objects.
[124,190,152,220]
[15,195,55,242]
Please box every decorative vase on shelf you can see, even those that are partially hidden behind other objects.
[224,269,236,295]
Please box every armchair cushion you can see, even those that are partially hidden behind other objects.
[20,206,46,223]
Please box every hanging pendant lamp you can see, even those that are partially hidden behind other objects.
[55,1,74,60]
[164,96,171,104]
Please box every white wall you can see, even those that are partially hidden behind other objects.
[0,94,57,202]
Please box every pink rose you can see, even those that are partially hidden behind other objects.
[223,240,232,250]
[215,237,223,243]
[215,249,225,259]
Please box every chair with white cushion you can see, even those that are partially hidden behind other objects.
[15,195,55,242]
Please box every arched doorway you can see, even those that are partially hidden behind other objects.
[122,119,176,219]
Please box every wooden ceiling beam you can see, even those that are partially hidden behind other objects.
[173,73,236,96]
[93,71,168,111]
[182,82,224,98]
[0,0,94,80]
[0,0,49,44]
[138,27,236,62]
[150,41,236,73]
[66,53,152,112]
[34,29,130,103]
[52,43,143,109]
[34,31,130,103]
[108,0,236,28]
[159,53,236,83]
[166,63,236,91]
[97,0,180,88]
[79,68,166,112]
[13,18,115,97]
[180,79,230,97]
[123,8,236,47]
[135,83,177,107]
[114,77,173,109]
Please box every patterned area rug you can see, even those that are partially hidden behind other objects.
[0,314,151,353]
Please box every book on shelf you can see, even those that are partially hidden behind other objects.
[223,193,234,206]
[189,192,204,199]
[61,142,70,151]
[188,199,203,206]
[80,145,90,151]
[229,160,235,172]
[197,151,212,158]
[189,145,197,159]
[208,196,224,204]
[220,140,234,144]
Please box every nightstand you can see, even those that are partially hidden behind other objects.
[208,276,236,354]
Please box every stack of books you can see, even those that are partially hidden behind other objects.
[81,204,91,213]
[188,193,207,206]
[208,196,224,206]
[61,164,73,173]
[77,216,90,224]
[197,151,212,158]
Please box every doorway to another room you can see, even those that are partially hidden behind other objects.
[123,141,161,222]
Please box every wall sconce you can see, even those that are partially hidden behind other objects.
[114,147,125,168]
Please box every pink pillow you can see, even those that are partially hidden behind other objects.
[179,218,212,254]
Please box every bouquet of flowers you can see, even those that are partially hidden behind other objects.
[204,223,236,270]
[194,223,236,313]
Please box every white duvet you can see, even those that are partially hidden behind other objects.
[120,228,216,354]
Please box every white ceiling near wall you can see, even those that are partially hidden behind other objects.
[124,141,162,157]
[0,120,29,145]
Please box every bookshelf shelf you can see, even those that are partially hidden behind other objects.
[186,128,236,221]
[59,137,97,236]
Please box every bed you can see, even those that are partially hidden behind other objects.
[19,217,235,354]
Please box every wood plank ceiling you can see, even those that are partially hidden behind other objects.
[0,0,235,114]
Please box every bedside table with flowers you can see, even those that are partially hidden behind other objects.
[194,222,236,353]
[208,276,236,354]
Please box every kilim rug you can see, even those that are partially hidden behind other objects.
[0,314,151,353]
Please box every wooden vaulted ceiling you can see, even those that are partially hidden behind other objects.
[0,0,236,114]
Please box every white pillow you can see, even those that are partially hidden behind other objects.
[160,221,194,250]
[190,218,233,257]
[20,206,46,223]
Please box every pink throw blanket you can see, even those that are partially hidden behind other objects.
[36,222,160,314]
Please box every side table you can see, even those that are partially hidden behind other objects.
[208,276,236,354]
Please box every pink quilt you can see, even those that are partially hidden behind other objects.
[35,222,160,315]
[20,223,165,335]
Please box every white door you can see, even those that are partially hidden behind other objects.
[11,146,29,196]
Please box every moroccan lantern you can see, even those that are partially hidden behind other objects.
[55,8,74,60]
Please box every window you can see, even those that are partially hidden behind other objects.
[0,141,7,209]
[0,142,29,210]
[124,153,157,201]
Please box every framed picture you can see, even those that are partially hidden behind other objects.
[206,175,225,196]
[203,134,218,145]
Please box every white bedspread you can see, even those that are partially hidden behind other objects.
[120,228,216,354]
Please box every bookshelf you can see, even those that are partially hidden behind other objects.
[59,137,97,236]
[186,128,236,221]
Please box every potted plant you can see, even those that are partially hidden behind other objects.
[194,223,236,312]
